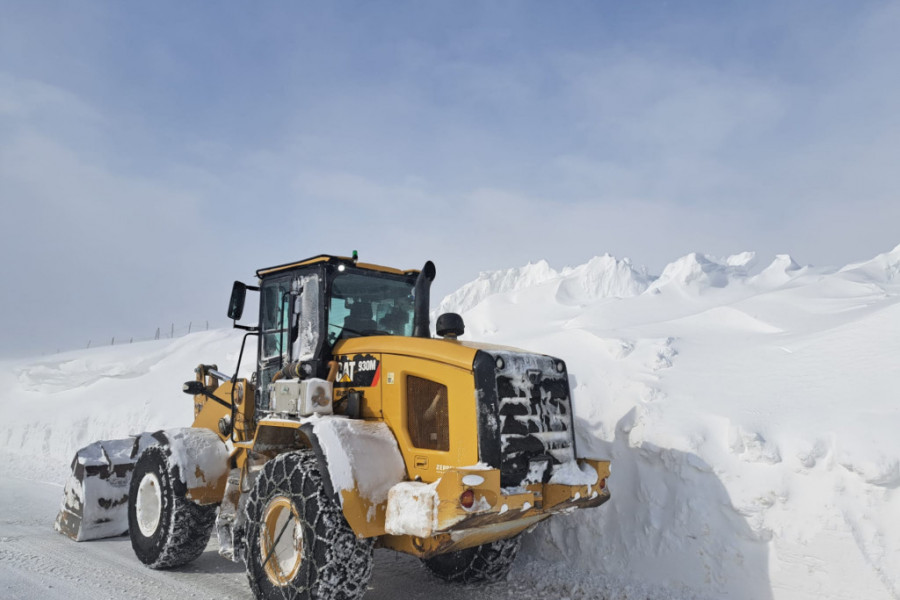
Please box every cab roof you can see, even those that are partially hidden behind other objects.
[256,254,420,279]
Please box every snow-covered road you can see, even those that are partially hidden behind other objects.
[0,477,554,600]
[1,477,248,600]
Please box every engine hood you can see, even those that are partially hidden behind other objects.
[332,336,538,371]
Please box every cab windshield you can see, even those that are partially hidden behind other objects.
[328,272,415,341]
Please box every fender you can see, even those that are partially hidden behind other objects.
[140,427,231,505]
[253,416,407,538]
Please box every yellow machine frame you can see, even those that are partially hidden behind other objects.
[187,331,610,558]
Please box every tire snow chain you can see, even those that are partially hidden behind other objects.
[255,518,295,600]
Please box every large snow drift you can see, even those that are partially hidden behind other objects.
[2,245,899,600]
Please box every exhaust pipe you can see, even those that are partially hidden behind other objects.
[412,261,436,338]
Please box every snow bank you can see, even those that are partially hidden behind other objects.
[556,254,653,305]
[0,329,254,483]
[436,260,559,316]
[645,251,757,293]
[436,255,654,318]
[2,245,900,600]
[438,247,900,600]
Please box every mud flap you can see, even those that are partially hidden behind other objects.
[54,437,145,541]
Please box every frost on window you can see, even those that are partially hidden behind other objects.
[292,274,321,361]
[261,282,290,360]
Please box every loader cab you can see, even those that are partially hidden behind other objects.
[235,255,428,412]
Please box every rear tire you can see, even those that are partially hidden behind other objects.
[244,450,374,600]
[127,445,217,569]
[421,536,521,583]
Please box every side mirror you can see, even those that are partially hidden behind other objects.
[227,281,247,320]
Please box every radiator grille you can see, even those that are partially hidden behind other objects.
[491,352,575,488]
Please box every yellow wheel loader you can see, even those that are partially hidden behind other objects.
[55,254,610,599]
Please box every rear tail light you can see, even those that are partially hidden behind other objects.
[599,478,606,490]
[460,489,475,509]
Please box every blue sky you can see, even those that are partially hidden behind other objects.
[2,1,899,356]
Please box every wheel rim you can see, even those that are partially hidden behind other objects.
[135,472,162,537]
[260,496,303,586]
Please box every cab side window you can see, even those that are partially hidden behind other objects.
[261,281,290,360]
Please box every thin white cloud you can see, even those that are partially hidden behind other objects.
[2,2,900,356]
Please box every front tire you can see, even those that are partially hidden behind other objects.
[244,450,374,600]
[127,445,217,568]
[421,536,521,583]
